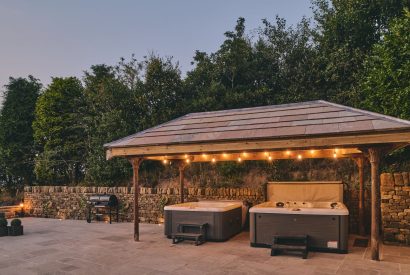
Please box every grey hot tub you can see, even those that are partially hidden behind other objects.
[164,200,245,241]
[249,201,349,253]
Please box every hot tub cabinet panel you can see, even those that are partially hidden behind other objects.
[164,208,242,241]
[250,212,348,253]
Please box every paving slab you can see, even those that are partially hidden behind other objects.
[0,218,409,274]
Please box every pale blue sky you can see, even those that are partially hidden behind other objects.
[0,0,312,90]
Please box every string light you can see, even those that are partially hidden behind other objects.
[222,153,228,158]
[163,159,168,164]
[242,152,248,157]
[310,149,315,155]
[268,156,273,161]
[264,151,268,156]
[211,157,216,163]
[184,154,188,159]
[286,150,291,156]
[202,153,207,158]
[334,148,339,153]
[237,157,242,162]
[297,154,302,160]
[186,158,190,163]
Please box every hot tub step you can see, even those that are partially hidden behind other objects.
[271,235,308,259]
[172,223,208,246]
[172,233,205,246]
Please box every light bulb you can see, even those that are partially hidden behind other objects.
[297,154,302,160]
[237,157,242,162]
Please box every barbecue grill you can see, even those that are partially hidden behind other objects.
[86,194,119,224]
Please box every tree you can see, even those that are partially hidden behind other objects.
[33,77,86,185]
[361,9,410,120]
[0,76,41,191]
[83,64,141,185]
[360,9,410,170]
[139,55,184,128]
[312,0,409,106]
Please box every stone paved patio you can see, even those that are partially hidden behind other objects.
[1,218,410,274]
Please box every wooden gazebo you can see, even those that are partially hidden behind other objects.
[105,100,410,261]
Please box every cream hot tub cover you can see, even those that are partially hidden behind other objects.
[267,181,344,203]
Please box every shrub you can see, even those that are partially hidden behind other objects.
[10,219,21,227]
[0,218,7,227]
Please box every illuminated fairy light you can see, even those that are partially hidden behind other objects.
[186,158,190,163]
[286,150,291,156]
[211,157,216,163]
[163,158,168,164]
[264,151,268,156]
[268,156,273,161]
[202,153,207,158]
[334,148,339,153]
[310,149,315,155]
[333,153,338,158]
[237,157,242,162]
[297,154,302,160]
[242,152,248,157]
[222,153,228,158]
[184,154,188,159]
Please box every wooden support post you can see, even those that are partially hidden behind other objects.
[368,148,381,261]
[129,158,143,242]
[354,157,366,236]
[178,161,188,203]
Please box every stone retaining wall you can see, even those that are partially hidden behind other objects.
[23,186,264,224]
[381,172,410,245]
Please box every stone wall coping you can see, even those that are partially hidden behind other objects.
[24,186,264,196]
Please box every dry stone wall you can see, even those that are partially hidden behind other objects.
[24,186,264,224]
[24,172,410,246]
[381,172,410,245]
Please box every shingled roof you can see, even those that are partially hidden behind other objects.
[105,100,410,148]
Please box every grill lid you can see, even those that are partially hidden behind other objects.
[88,194,118,207]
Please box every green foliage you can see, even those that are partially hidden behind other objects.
[82,64,139,185]
[361,9,410,119]
[312,0,409,106]
[0,218,7,227]
[360,9,410,170]
[10,219,21,227]
[33,77,86,185]
[139,55,184,128]
[0,76,41,191]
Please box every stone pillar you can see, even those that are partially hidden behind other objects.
[368,148,381,261]
[130,158,143,241]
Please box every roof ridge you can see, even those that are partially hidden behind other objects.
[318,100,410,126]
